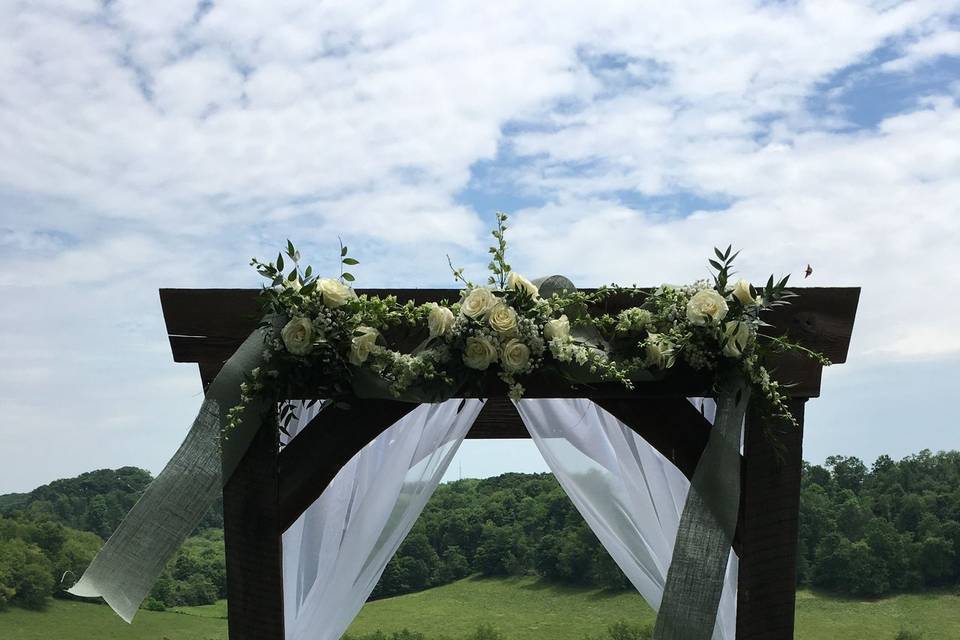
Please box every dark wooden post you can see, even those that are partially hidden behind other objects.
[223,413,285,640]
[736,397,806,639]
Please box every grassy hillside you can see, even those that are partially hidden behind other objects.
[2,577,956,640]
[0,599,226,640]
[347,577,960,640]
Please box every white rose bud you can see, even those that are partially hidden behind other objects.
[731,279,759,306]
[462,335,498,370]
[501,338,531,373]
[488,302,519,335]
[722,321,753,358]
[280,317,314,356]
[427,304,455,338]
[544,315,570,341]
[285,278,302,292]
[507,272,540,299]
[645,333,676,369]
[318,278,356,309]
[349,326,379,365]
[460,287,498,320]
[686,289,729,326]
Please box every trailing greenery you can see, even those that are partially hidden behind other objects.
[229,215,819,439]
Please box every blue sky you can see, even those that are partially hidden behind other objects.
[1,0,959,492]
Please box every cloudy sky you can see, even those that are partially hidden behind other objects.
[1,0,959,493]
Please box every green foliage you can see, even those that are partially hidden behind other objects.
[0,538,54,610]
[799,450,960,597]
[465,625,506,640]
[0,468,224,612]
[0,467,223,535]
[583,621,653,640]
[148,529,226,608]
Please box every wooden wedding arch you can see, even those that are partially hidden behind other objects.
[160,285,859,640]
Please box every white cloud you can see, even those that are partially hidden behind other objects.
[2,0,960,490]
[883,29,960,72]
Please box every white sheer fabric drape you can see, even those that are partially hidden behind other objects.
[281,399,485,640]
[514,398,737,640]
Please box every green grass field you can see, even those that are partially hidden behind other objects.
[0,578,957,639]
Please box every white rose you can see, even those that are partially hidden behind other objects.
[507,272,539,299]
[349,326,379,365]
[544,315,570,341]
[488,302,519,335]
[462,335,498,370]
[280,317,314,355]
[501,338,531,373]
[731,279,759,306]
[645,333,676,369]
[460,287,498,319]
[427,304,455,338]
[686,289,729,326]
[722,321,753,358]
[318,278,355,308]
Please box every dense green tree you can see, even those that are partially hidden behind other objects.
[438,546,471,584]
[0,538,54,609]
[916,536,955,586]
[594,548,632,590]
[826,456,867,494]
[813,535,888,596]
[475,523,529,576]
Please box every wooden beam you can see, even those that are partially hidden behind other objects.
[159,287,858,397]
[736,398,806,639]
[468,398,528,438]
[159,287,860,365]
[223,414,284,640]
[277,396,730,533]
[277,400,418,532]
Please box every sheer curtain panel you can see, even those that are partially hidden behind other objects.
[282,399,485,640]
[514,398,737,640]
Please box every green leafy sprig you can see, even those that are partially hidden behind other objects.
[487,211,511,288]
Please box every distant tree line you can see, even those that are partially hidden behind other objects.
[372,472,632,600]
[797,450,960,596]
[1,449,958,613]
[0,467,224,611]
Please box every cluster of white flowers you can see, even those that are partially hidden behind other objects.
[450,280,545,378]
[615,308,653,334]
[227,236,816,438]
[368,347,451,396]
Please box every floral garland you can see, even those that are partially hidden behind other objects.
[225,213,828,437]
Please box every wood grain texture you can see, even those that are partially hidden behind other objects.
[736,398,806,640]
[277,400,417,532]
[223,416,284,640]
